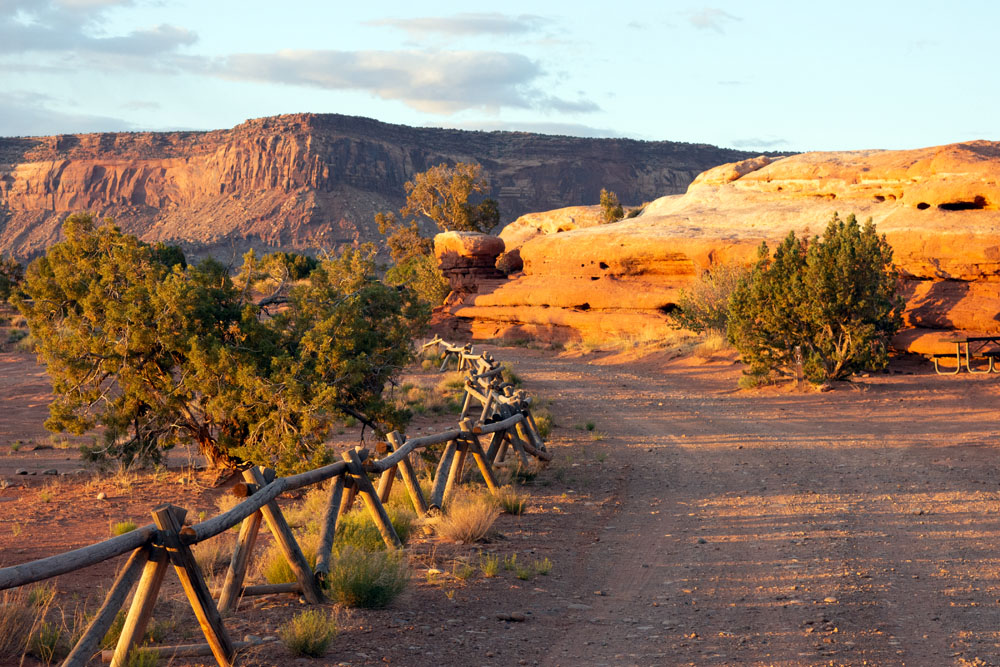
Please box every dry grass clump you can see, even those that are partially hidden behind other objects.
[278,609,338,657]
[324,547,409,609]
[110,520,138,536]
[193,532,238,579]
[692,331,732,360]
[564,327,697,356]
[494,485,528,515]
[430,490,500,543]
[284,485,329,531]
[0,589,38,660]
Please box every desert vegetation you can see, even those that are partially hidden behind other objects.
[379,161,499,306]
[13,213,427,472]
[727,213,903,384]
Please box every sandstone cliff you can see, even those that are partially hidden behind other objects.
[446,141,1000,354]
[0,114,759,261]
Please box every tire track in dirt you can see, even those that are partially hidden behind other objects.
[506,350,1000,667]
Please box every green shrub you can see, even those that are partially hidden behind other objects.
[727,213,903,383]
[111,520,137,536]
[479,552,500,577]
[126,648,159,667]
[335,506,415,551]
[532,408,552,439]
[324,547,409,609]
[599,188,624,223]
[495,486,528,515]
[278,609,338,657]
[669,261,750,334]
[29,621,68,664]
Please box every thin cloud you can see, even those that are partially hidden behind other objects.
[731,137,789,149]
[687,8,740,33]
[369,13,553,38]
[211,49,596,115]
[441,120,623,139]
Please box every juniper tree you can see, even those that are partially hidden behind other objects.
[726,213,903,384]
[15,213,427,472]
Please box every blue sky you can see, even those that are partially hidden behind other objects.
[1,0,995,151]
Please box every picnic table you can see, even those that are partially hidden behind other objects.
[932,336,1000,374]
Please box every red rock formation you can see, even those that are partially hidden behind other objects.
[445,141,1000,353]
[0,114,760,262]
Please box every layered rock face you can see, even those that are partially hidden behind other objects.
[447,141,1000,353]
[0,114,759,261]
[434,232,505,292]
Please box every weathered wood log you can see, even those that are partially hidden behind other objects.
[485,430,505,464]
[63,546,149,667]
[217,510,263,613]
[0,525,156,591]
[110,547,169,667]
[506,431,531,468]
[368,429,462,472]
[339,475,358,515]
[314,475,344,581]
[479,390,495,422]
[152,504,234,667]
[344,448,402,549]
[443,440,468,504]
[421,335,443,349]
[188,460,354,544]
[102,639,262,663]
[241,582,302,596]
[376,463,396,504]
[459,388,475,420]
[244,468,324,605]
[477,412,524,434]
[387,432,429,517]
[430,440,458,509]
[465,433,500,493]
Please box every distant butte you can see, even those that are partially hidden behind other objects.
[0,113,763,262]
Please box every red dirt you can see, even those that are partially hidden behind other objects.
[3,346,1000,666]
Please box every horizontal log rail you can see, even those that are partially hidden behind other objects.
[0,337,551,666]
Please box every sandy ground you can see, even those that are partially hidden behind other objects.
[3,346,1000,666]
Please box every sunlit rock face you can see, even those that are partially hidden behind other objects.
[445,141,1000,353]
[0,113,757,262]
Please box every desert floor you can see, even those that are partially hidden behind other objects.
[2,345,1000,667]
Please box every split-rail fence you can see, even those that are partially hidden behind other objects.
[0,338,549,667]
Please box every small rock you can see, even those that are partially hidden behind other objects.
[96,492,107,500]
[243,634,261,644]
[594,590,606,596]
[823,597,838,603]
[697,538,707,544]
[497,612,526,622]
[14,469,27,475]
[41,469,58,476]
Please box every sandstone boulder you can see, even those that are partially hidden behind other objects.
[434,231,505,293]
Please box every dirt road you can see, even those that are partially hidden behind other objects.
[507,350,1000,667]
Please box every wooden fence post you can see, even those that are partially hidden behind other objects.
[152,504,234,667]
[63,546,149,667]
[343,448,402,549]
[430,440,458,510]
[314,474,345,583]
[217,509,263,613]
[243,468,324,605]
[387,432,429,517]
[110,547,169,667]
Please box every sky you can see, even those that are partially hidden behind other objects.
[1,0,997,152]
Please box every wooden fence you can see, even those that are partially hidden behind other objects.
[0,339,549,667]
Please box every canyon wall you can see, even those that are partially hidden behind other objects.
[444,141,1000,354]
[0,114,760,262]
